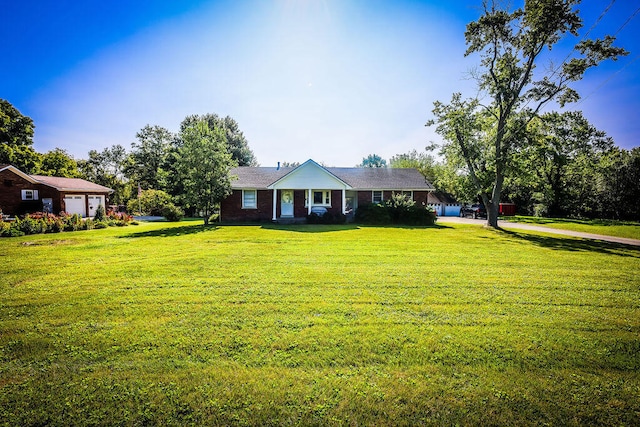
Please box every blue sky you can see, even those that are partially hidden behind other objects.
[2,0,638,167]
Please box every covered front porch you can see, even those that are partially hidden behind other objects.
[267,160,352,222]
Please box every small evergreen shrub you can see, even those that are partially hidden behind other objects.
[94,221,109,229]
[93,205,106,222]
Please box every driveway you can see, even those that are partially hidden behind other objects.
[437,216,640,247]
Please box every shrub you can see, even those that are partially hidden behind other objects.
[62,213,83,231]
[93,205,106,222]
[16,215,46,235]
[82,219,95,230]
[355,197,437,226]
[127,189,173,216]
[94,221,109,229]
[307,211,347,224]
[162,203,184,222]
[355,203,392,225]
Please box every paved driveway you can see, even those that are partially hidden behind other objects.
[437,216,640,247]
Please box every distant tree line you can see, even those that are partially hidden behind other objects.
[370,111,640,221]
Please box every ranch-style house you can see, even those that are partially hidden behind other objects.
[220,159,446,222]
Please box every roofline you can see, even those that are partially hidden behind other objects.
[267,159,352,189]
[0,165,39,184]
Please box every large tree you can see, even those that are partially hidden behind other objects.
[126,125,175,191]
[180,114,257,166]
[428,0,626,227]
[359,154,387,168]
[38,148,80,177]
[177,119,236,225]
[78,145,131,204]
[0,99,41,173]
[508,111,613,216]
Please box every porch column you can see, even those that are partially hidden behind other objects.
[272,189,277,221]
[308,189,312,215]
[342,188,346,214]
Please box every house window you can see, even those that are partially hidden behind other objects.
[372,190,384,204]
[242,189,257,209]
[21,189,39,201]
[394,190,413,200]
[312,190,331,206]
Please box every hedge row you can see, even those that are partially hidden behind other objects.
[0,211,136,237]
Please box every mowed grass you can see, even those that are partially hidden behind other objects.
[1,221,639,426]
[504,215,640,240]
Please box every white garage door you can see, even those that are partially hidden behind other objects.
[87,195,105,217]
[64,195,86,217]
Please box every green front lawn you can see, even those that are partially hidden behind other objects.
[1,222,639,426]
[503,215,640,240]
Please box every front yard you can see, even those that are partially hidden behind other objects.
[1,221,639,426]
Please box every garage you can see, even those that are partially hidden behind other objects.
[64,195,86,217]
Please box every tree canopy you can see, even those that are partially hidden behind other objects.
[176,119,237,224]
[180,114,257,167]
[428,0,627,227]
[359,154,387,168]
[0,99,40,173]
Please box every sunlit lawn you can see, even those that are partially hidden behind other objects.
[1,221,639,426]
[504,215,640,240]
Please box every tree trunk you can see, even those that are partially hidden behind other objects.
[486,201,500,228]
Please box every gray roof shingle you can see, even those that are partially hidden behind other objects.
[230,166,434,190]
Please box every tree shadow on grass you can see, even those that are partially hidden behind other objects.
[260,224,361,233]
[119,224,219,238]
[498,228,640,258]
[260,223,453,233]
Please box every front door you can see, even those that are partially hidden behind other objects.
[281,190,294,217]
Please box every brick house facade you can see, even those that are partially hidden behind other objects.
[0,165,113,218]
[220,159,436,222]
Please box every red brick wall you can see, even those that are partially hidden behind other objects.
[357,191,372,206]
[413,191,429,206]
[0,169,48,216]
[220,189,274,222]
[293,190,307,218]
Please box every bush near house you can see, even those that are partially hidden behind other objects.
[0,211,136,237]
[355,194,437,226]
[306,211,347,224]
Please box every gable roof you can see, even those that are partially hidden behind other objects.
[1,164,113,193]
[230,160,434,191]
[30,175,113,193]
[0,164,39,183]
[267,159,352,190]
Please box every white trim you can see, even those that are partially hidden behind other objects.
[272,190,277,221]
[21,189,39,200]
[242,189,257,209]
[310,190,331,207]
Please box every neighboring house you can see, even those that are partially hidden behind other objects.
[0,165,113,218]
[220,159,436,222]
